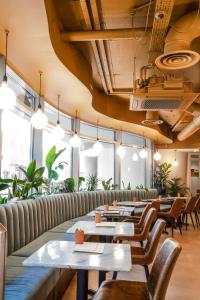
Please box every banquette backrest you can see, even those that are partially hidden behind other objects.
[0,189,157,255]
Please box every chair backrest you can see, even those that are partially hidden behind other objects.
[194,196,200,212]
[185,196,198,213]
[144,219,166,264]
[137,204,152,227]
[0,224,7,300]
[150,200,160,211]
[169,198,185,218]
[148,238,182,300]
[140,208,157,240]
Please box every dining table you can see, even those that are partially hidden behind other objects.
[23,240,132,300]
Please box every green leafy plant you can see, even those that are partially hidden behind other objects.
[78,177,85,191]
[135,184,149,192]
[64,177,75,193]
[45,145,67,181]
[86,174,98,191]
[101,178,112,190]
[122,181,131,190]
[167,177,189,197]
[154,162,172,194]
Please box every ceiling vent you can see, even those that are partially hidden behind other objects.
[155,11,200,70]
[130,95,184,111]
[141,111,163,125]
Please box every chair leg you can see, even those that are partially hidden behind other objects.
[144,265,149,280]
[197,212,200,226]
[140,241,144,247]
[171,218,174,237]
[177,218,182,235]
[186,214,188,231]
[195,212,199,228]
[112,271,118,280]
[190,213,195,229]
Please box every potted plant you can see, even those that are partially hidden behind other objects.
[86,174,98,191]
[167,177,189,196]
[154,162,172,195]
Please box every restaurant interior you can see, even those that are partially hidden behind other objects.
[0,0,200,299]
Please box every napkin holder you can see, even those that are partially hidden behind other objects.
[177,193,181,197]
[112,200,118,207]
[132,196,137,202]
[75,229,84,244]
[104,204,109,212]
[95,212,102,223]
[158,195,162,201]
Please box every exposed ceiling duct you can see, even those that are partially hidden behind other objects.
[177,116,200,141]
[155,10,200,70]
[141,111,163,125]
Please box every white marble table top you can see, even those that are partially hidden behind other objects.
[67,221,134,237]
[118,201,147,207]
[141,197,188,203]
[95,205,134,213]
[23,241,132,272]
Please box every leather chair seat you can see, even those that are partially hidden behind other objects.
[93,280,150,300]
[5,256,60,300]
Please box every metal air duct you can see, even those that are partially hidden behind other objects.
[177,116,200,141]
[155,10,200,70]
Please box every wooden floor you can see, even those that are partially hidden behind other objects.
[62,223,200,300]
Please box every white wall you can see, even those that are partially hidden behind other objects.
[158,150,188,184]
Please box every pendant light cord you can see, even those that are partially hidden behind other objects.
[3,30,9,82]
[97,120,99,141]
[57,94,60,124]
[38,71,42,108]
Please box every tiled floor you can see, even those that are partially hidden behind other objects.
[62,223,200,300]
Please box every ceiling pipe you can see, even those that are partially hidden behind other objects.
[177,116,200,141]
[61,28,148,42]
[155,10,200,70]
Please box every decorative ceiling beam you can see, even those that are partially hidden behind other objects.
[61,28,148,42]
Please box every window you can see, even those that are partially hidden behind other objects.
[121,147,146,189]
[1,108,32,178]
[79,139,114,189]
[43,128,71,180]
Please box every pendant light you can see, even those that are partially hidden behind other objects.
[69,110,81,148]
[93,120,103,155]
[139,134,148,159]
[117,129,126,159]
[173,150,178,166]
[154,139,161,161]
[52,94,64,140]
[132,153,138,161]
[31,71,48,129]
[0,30,16,110]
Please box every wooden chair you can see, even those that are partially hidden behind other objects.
[0,224,7,300]
[114,208,157,243]
[124,204,152,229]
[93,238,182,300]
[157,198,185,236]
[182,196,198,230]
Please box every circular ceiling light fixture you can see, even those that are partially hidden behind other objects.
[31,71,48,129]
[52,94,64,140]
[0,30,16,110]
[139,148,148,159]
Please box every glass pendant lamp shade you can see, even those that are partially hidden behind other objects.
[31,108,48,129]
[132,153,138,161]
[52,123,64,140]
[93,140,103,155]
[69,132,81,148]
[154,151,161,161]
[173,150,178,166]
[52,94,64,140]
[31,71,48,130]
[117,144,126,159]
[139,148,148,159]
[0,30,16,110]
[92,120,103,155]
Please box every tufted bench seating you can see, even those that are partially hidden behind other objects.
[0,189,157,300]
